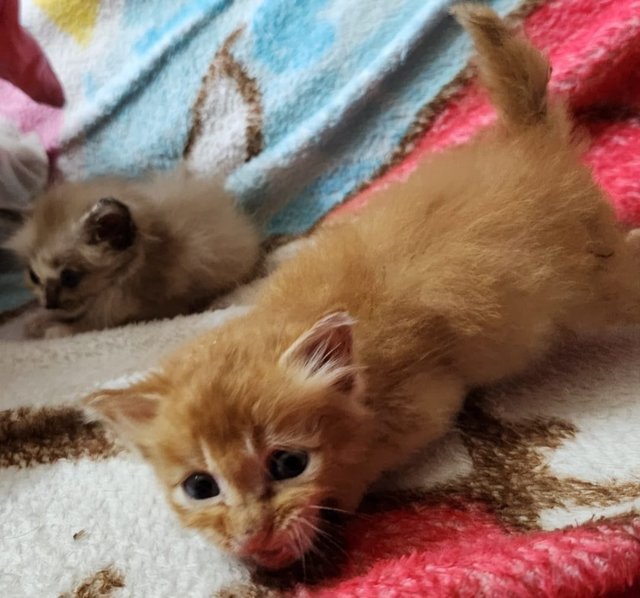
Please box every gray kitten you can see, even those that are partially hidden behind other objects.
[4,170,261,338]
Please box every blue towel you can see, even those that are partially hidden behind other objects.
[45,0,520,235]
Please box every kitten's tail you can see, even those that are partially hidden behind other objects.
[452,4,562,131]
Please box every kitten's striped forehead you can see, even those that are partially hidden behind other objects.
[31,255,57,276]
[198,435,264,500]
[199,438,217,473]
[244,435,258,456]
[29,228,81,276]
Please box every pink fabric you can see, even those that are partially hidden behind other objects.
[0,80,63,153]
[0,0,63,154]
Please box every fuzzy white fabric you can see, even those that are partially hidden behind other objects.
[2,307,640,596]
[0,307,252,597]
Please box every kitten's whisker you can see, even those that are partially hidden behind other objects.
[307,503,374,522]
[291,524,307,581]
[297,517,347,558]
[306,504,352,515]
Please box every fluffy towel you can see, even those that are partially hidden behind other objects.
[2,300,640,597]
[2,0,640,596]
[0,0,520,235]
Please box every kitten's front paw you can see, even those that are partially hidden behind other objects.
[24,312,51,338]
[42,323,73,339]
[24,313,73,339]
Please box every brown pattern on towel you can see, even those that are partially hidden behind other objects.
[454,399,640,528]
[387,398,640,530]
[185,28,264,163]
[0,406,118,468]
[60,566,125,598]
[215,582,281,598]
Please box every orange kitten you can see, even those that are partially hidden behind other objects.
[85,6,640,571]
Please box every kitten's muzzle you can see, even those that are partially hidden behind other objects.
[245,543,299,570]
[44,282,60,310]
[234,526,303,569]
[237,508,321,570]
[236,530,272,555]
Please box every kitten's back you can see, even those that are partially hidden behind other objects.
[127,171,262,301]
[257,6,632,385]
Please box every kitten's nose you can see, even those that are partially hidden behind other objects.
[44,283,60,309]
[236,530,271,554]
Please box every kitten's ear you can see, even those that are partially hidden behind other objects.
[83,197,136,250]
[83,387,160,442]
[280,311,359,394]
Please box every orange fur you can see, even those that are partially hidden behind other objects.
[85,5,640,570]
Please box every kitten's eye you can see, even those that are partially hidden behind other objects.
[182,472,220,500]
[60,268,84,288]
[268,450,309,481]
[28,268,40,285]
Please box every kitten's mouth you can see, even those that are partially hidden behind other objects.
[241,508,320,570]
[245,503,347,571]
[40,301,85,318]
[251,546,297,570]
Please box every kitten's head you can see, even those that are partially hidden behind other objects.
[85,311,374,570]
[4,180,138,317]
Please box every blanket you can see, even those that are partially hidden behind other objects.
[1,0,518,235]
[1,308,640,598]
[2,0,640,596]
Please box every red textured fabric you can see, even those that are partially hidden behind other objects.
[295,503,640,597]
[318,0,640,595]
[296,504,640,598]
